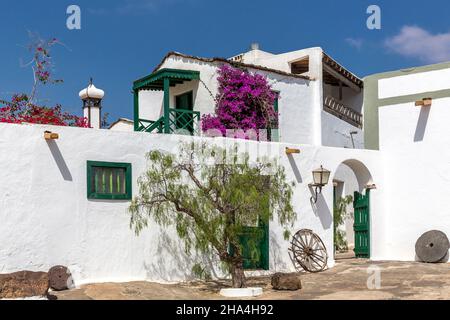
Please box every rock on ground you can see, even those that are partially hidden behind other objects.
[0,271,49,299]
[48,266,73,291]
[271,272,302,291]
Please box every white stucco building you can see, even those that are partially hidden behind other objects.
[133,45,364,149]
[1,45,450,285]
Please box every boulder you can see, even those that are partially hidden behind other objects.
[0,271,49,299]
[271,272,302,291]
[48,266,73,291]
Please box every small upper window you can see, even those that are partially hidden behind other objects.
[290,56,309,74]
[87,161,132,200]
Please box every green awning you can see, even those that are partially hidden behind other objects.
[133,68,200,91]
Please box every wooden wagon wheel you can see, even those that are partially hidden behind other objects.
[289,229,328,273]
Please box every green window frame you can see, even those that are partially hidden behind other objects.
[87,161,132,200]
[268,91,280,142]
[273,91,279,114]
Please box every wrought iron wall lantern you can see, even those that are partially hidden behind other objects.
[309,166,331,204]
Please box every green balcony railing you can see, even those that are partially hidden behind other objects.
[137,108,200,135]
[137,118,165,133]
[168,108,200,135]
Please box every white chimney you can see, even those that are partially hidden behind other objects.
[250,43,260,51]
[79,78,105,129]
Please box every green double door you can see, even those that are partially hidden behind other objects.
[353,190,370,258]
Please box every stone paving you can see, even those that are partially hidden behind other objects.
[54,258,450,300]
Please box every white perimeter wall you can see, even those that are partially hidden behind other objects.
[374,64,450,261]
[379,97,450,261]
[0,123,384,285]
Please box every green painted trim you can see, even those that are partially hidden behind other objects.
[363,76,380,150]
[87,161,132,200]
[365,61,450,81]
[133,68,200,91]
[363,62,450,150]
[133,90,139,131]
[378,88,450,107]
[137,117,165,133]
[163,78,170,134]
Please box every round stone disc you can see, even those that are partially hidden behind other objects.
[48,266,73,291]
[415,230,450,263]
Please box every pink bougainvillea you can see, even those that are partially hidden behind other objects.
[201,64,278,138]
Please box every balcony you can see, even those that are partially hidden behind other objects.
[323,96,363,129]
[133,68,200,134]
[137,108,201,135]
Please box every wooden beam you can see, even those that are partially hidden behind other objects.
[415,97,432,107]
[44,131,59,140]
[285,147,301,155]
[323,64,361,93]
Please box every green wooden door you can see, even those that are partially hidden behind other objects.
[353,189,370,258]
[237,221,269,270]
[175,91,194,133]
[232,176,270,270]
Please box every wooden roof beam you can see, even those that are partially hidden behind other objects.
[323,64,361,93]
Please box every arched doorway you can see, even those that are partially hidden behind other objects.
[333,159,374,260]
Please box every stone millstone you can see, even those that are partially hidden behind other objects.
[271,272,302,291]
[0,271,49,299]
[48,266,73,291]
[415,230,450,263]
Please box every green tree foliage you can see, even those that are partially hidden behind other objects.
[333,195,353,252]
[129,141,296,288]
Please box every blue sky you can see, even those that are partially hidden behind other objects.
[1,0,450,122]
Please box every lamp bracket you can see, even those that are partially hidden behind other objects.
[309,183,323,204]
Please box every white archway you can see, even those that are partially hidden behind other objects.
[341,159,374,192]
[333,159,374,259]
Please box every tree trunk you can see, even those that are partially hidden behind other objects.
[230,262,246,288]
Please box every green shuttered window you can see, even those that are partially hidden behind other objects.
[87,161,132,200]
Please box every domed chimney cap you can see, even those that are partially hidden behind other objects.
[79,78,105,100]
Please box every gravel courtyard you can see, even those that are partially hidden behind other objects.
[54,258,450,300]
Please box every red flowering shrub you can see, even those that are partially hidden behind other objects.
[0,34,89,128]
[0,94,89,128]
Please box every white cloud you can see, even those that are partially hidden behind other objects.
[385,26,450,64]
[345,38,363,50]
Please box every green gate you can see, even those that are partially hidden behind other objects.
[353,189,370,258]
